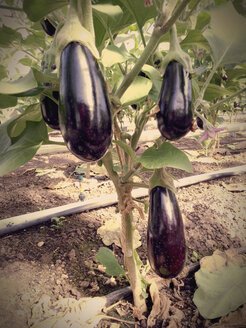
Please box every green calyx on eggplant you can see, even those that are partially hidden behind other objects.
[59,42,112,162]
[147,186,186,278]
[40,91,60,130]
[157,60,193,140]
[40,18,56,37]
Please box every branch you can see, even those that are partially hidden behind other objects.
[115,0,192,99]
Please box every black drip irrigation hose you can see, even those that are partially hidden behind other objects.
[0,165,246,237]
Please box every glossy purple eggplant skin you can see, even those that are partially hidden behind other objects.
[147,186,186,278]
[40,18,56,37]
[157,60,193,140]
[59,42,112,162]
[40,91,60,130]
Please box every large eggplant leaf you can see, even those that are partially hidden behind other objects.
[23,0,68,22]
[0,95,17,109]
[0,25,22,48]
[197,82,233,101]
[141,64,162,102]
[181,30,210,51]
[193,249,246,319]
[0,70,38,95]
[117,0,157,30]
[120,76,152,106]
[92,2,123,28]
[101,44,132,67]
[203,1,246,65]
[138,142,193,173]
[0,120,47,177]
[7,103,42,138]
[94,0,158,49]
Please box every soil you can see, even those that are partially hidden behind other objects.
[0,126,246,328]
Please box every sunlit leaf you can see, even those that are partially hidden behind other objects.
[7,103,42,138]
[23,0,68,22]
[138,142,193,172]
[193,249,246,319]
[181,30,210,51]
[0,70,38,95]
[203,2,246,65]
[101,44,132,67]
[141,64,162,102]
[120,76,152,106]
[0,120,47,177]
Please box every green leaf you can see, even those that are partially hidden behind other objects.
[0,64,8,80]
[226,67,246,81]
[0,25,22,48]
[7,103,42,138]
[0,70,38,95]
[181,30,210,51]
[138,142,193,172]
[198,82,233,101]
[232,0,246,17]
[32,68,59,85]
[96,247,126,277]
[141,64,162,102]
[193,250,246,319]
[118,0,157,30]
[113,140,136,161]
[195,11,211,31]
[0,120,47,177]
[120,76,152,106]
[19,57,33,67]
[93,2,123,27]
[23,0,68,22]
[22,33,46,50]
[101,44,132,67]
[0,95,17,109]
[203,2,246,65]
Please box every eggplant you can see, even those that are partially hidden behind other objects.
[196,113,207,130]
[59,42,112,162]
[40,18,56,37]
[157,60,193,140]
[40,91,60,130]
[147,186,186,278]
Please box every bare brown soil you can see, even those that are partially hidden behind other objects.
[0,130,246,327]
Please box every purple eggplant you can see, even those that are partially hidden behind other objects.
[147,186,186,278]
[157,60,193,140]
[59,42,112,162]
[40,91,60,130]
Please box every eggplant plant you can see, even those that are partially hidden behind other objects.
[0,0,246,323]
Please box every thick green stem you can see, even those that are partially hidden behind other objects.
[102,152,146,314]
[169,24,180,52]
[80,0,95,39]
[121,210,146,314]
[115,0,192,99]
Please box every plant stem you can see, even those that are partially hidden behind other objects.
[209,87,246,112]
[115,0,192,99]
[122,162,141,183]
[80,0,95,39]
